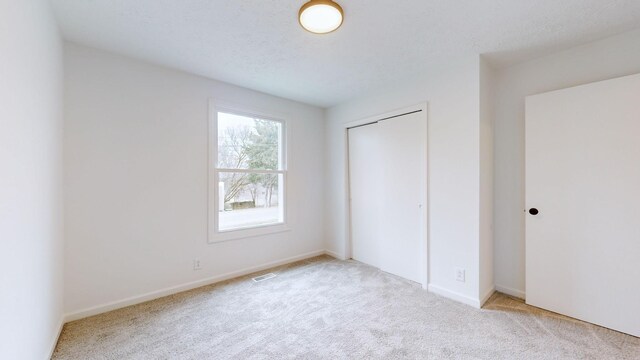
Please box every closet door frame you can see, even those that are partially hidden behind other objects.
[343,102,429,288]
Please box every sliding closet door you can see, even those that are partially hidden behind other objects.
[377,112,426,283]
[348,111,426,284]
[348,123,383,269]
[526,73,640,337]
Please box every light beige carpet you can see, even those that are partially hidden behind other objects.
[53,256,640,359]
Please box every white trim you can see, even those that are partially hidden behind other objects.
[342,128,352,260]
[495,284,526,299]
[47,315,64,358]
[208,99,290,243]
[427,284,483,308]
[420,103,429,289]
[324,249,346,260]
[208,100,291,128]
[344,102,429,288]
[480,286,496,307]
[217,168,286,174]
[64,250,325,322]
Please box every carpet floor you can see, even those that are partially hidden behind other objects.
[53,255,640,359]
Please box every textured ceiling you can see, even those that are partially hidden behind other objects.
[52,0,640,107]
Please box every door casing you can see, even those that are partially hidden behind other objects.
[344,103,429,288]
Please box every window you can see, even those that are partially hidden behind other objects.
[210,105,287,242]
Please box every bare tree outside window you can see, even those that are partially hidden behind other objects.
[216,112,285,231]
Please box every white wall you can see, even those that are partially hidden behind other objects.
[494,29,640,298]
[325,56,492,306]
[0,1,64,359]
[64,44,325,317]
[479,58,495,302]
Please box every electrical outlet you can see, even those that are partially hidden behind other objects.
[455,267,465,282]
[193,259,202,271]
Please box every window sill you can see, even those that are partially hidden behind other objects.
[208,223,291,244]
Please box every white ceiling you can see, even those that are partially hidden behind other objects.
[52,0,640,107]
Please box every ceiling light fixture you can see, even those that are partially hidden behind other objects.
[299,0,344,34]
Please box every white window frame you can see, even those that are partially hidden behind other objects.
[208,100,289,243]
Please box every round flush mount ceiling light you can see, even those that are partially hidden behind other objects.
[299,0,344,34]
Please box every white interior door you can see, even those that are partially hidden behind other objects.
[349,111,426,284]
[525,73,640,337]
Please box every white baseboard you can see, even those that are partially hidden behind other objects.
[324,249,346,260]
[495,284,526,299]
[47,315,65,359]
[480,286,496,307]
[64,250,326,322]
[427,284,483,308]
[64,251,504,323]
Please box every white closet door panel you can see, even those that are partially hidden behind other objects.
[526,73,640,337]
[378,113,426,284]
[348,124,382,269]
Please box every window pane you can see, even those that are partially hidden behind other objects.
[218,172,284,231]
[217,112,281,170]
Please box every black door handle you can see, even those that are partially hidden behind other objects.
[529,208,539,215]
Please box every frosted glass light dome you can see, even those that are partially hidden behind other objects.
[299,1,343,34]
